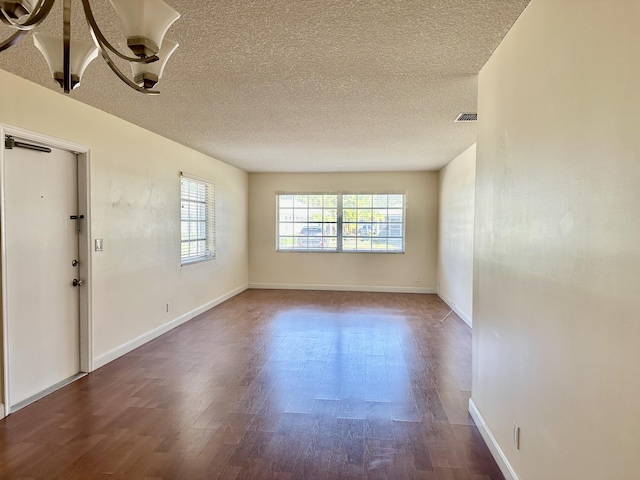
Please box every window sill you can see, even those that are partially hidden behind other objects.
[181,256,215,266]
[276,250,405,254]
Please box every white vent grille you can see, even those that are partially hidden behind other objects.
[454,113,478,122]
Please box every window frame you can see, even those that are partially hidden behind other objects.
[180,173,216,265]
[276,192,406,254]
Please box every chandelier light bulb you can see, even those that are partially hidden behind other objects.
[108,0,180,58]
[128,38,178,89]
[0,0,35,19]
[33,32,98,90]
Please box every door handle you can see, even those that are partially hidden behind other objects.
[72,279,84,287]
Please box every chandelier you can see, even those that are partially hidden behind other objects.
[0,0,180,95]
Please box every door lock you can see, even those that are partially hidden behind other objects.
[69,215,85,234]
[72,279,84,287]
[72,259,79,267]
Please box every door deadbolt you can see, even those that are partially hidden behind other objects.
[72,279,84,287]
[70,214,85,234]
[72,259,79,267]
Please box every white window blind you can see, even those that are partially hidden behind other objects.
[180,173,215,264]
[276,193,405,253]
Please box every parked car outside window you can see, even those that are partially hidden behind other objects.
[300,226,322,236]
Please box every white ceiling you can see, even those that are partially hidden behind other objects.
[0,0,530,172]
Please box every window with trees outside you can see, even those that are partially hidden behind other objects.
[277,193,405,253]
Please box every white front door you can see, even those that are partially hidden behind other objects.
[4,143,81,409]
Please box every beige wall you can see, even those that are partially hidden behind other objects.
[249,172,438,292]
[473,1,640,479]
[0,70,248,377]
[437,144,475,327]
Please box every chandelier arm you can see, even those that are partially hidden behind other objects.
[80,0,158,64]
[0,29,27,52]
[62,0,71,93]
[99,49,159,95]
[0,0,56,30]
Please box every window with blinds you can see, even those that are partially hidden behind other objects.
[276,193,405,253]
[180,174,215,265]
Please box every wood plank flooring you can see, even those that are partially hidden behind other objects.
[0,290,503,480]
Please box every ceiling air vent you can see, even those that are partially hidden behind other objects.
[454,113,478,122]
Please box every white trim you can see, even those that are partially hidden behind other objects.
[77,150,93,373]
[180,171,216,185]
[2,125,88,153]
[437,291,472,327]
[469,398,520,480]
[0,404,4,419]
[1,124,9,417]
[0,124,92,416]
[248,283,436,294]
[93,285,248,370]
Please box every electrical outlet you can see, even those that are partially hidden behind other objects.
[414,274,421,282]
[513,423,520,449]
[166,302,171,313]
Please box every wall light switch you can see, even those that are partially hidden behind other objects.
[95,238,104,252]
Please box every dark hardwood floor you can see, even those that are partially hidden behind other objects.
[0,290,503,480]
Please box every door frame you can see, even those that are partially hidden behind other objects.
[0,124,93,417]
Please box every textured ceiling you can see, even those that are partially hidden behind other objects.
[0,0,530,172]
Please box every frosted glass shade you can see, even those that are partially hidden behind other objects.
[0,0,35,18]
[129,38,178,88]
[33,33,98,90]
[109,0,180,57]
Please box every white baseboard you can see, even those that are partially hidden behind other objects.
[92,285,248,370]
[0,404,5,419]
[437,291,472,327]
[469,398,519,480]
[248,283,436,294]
